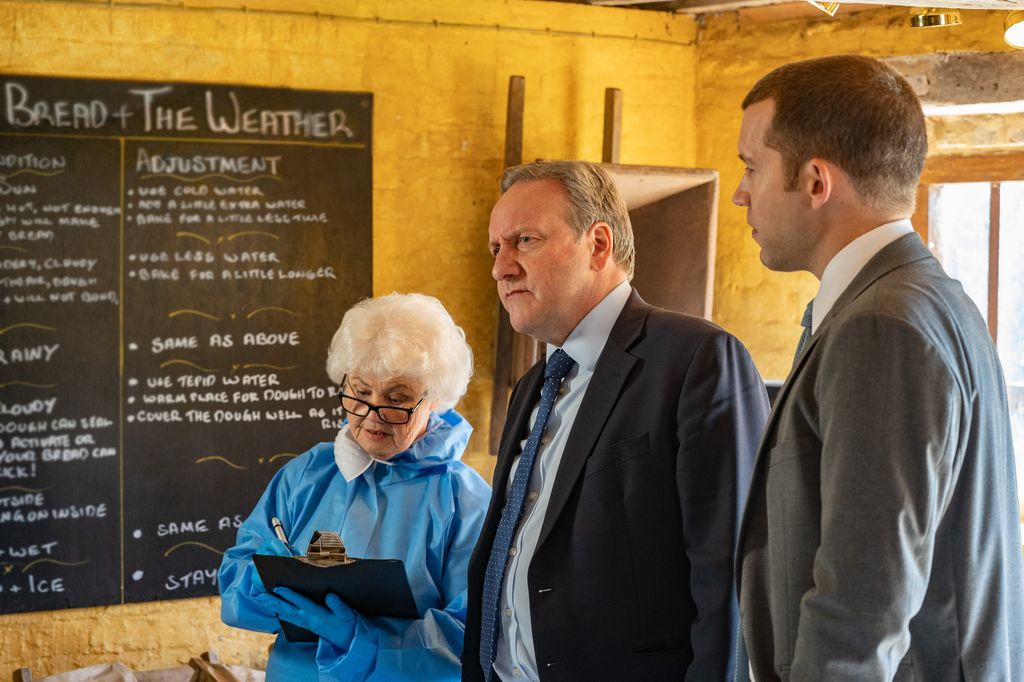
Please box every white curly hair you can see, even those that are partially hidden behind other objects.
[325,292,474,411]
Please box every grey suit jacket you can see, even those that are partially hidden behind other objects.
[737,233,1024,681]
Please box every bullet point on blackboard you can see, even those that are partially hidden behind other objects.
[132,529,142,539]
[127,216,132,221]
[132,571,143,581]
[128,271,135,278]
[128,378,138,386]
[128,343,138,351]
[127,190,134,196]
[127,397,135,404]
[127,415,135,423]
[128,254,136,261]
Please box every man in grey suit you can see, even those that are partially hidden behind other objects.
[733,55,1024,681]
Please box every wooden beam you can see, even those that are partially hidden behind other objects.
[920,152,1024,184]
[562,0,1024,12]
[603,88,623,164]
[490,75,526,456]
[504,76,525,170]
[665,0,1022,13]
[589,0,685,6]
[888,53,1024,108]
[583,0,775,11]
[815,0,1022,7]
[988,182,1000,342]
[490,308,514,456]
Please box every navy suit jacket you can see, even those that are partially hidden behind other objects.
[464,291,769,681]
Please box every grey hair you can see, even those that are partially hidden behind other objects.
[325,293,474,411]
[501,160,635,279]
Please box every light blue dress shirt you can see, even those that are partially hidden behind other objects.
[493,280,631,681]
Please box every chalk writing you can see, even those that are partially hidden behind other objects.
[1,74,370,615]
[4,82,360,141]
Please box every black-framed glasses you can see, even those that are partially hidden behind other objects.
[337,376,425,425]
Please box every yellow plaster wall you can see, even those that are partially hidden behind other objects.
[0,0,697,675]
[7,0,1015,673]
[696,7,1017,380]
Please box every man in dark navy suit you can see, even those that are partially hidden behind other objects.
[463,160,769,681]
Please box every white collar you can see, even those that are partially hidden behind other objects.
[812,219,914,332]
[333,425,395,482]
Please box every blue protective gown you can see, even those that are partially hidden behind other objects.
[219,409,491,681]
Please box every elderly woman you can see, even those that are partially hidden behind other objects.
[219,293,490,680]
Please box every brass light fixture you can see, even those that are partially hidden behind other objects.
[1006,11,1024,48]
[806,0,840,16]
[909,7,963,28]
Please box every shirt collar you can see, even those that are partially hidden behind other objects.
[547,279,631,372]
[812,219,914,332]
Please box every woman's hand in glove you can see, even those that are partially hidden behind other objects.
[256,587,357,650]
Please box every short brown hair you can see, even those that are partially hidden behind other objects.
[743,55,927,212]
[501,160,635,279]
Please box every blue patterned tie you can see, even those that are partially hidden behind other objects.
[793,299,814,368]
[478,349,576,681]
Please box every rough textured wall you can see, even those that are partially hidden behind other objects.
[696,7,1014,380]
[0,0,696,675]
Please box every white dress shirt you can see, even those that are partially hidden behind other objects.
[492,279,632,682]
[811,219,915,333]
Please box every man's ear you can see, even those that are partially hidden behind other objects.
[589,221,615,270]
[801,158,834,210]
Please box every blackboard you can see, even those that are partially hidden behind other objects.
[0,75,372,613]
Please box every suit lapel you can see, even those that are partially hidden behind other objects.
[535,291,647,550]
[737,232,936,549]
[817,232,933,334]
[489,363,546,514]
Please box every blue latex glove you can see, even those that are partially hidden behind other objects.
[249,536,294,598]
[256,587,357,650]
[256,536,294,558]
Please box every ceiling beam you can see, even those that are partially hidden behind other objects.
[887,52,1024,108]
[573,0,1024,12]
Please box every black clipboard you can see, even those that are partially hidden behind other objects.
[253,554,419,642]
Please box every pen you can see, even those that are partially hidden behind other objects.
[271,516,291,551]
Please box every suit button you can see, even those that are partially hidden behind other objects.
[528,490,538,501]
[508,547,517,557]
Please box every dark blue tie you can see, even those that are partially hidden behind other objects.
[793,299,814,368]
[478,349,576,681]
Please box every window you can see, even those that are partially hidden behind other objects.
[915,155,1024,520]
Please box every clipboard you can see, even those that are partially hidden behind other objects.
[253,554,419,642]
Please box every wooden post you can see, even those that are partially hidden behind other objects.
[603,87,622,164]
[988,182,1000,342]
[504,76,525,170]
[490,76,527,456]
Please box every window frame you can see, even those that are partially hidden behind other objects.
[913,153,1024,341]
